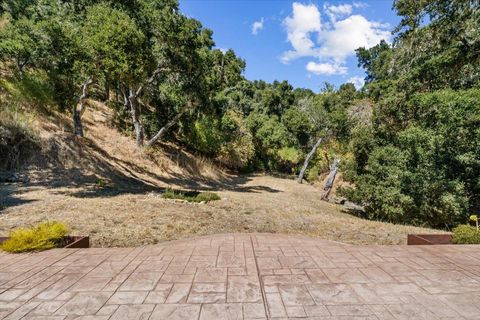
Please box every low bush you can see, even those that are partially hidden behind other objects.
[1,221,69,253]
[0,99,40,171]
[217,110,255,170]
[163,188,220,203]
[452,225,480,244]
[277,146,301,173]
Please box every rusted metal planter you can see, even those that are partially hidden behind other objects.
[407,234,453,245]
[0,236,89,248]
[63,236,90,248]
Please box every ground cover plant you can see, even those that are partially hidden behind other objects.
[1,221,69,253]
[452,225,480,244]
[163,188,220,203]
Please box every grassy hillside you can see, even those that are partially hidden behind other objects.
[0,74,226,187]
[0,76,440,247]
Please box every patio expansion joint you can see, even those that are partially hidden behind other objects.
[249,234,271,319]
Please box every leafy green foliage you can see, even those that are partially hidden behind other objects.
[281,107,312,148]
[162,189,220,203]
[1,221,69,253]
[344,90,480,227]
[277,147,302,173]
[184,115,223,156]
[1,1,358,178]
[217,110,255,170]
[344,1,480,228]
[452,225,480,244]
[79,3,146,82]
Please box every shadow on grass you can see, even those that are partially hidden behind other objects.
[1,134,281,206]
[0,184,38,212]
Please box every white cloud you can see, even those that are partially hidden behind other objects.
[252,18,264,35]
[281,2,391,76]
[317,15,391,62]
[281,3,321,63]
[347,75,365,89]
[324,3,352,22]
[306,62,347,75]
[353,2,369,9]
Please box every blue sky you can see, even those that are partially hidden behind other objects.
[179,0,399,92]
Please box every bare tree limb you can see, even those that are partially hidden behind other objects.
[321,158,340,200]
[297,130,329,184]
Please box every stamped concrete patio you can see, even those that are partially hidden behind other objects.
[1,233,480,320]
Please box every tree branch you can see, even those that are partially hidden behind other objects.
[135,66,169,97]
[145,99,193,147]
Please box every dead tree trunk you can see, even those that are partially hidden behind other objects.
[297,134,327,183]
[128,87,144,147]
[73,77,93,137]
[322,158,340,200]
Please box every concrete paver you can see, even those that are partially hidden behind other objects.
[0,233,479,319]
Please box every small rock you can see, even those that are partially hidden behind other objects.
[344,201,365,215]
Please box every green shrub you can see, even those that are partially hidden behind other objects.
[277,146,302,173]
[217,110,255,169]
[195,192,221,202]
[1,221,69,253]
[163,188,220,203]
[306,164,320,182]
[452,225,480,244]
[187,115,223,155]
[0,97,40,171]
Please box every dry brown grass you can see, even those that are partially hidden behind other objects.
[0,173,440,247]
[0,102,441,247]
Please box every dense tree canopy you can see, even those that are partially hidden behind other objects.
[342,0,480,228]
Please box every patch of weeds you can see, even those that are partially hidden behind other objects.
[163,188,220,203]
[1,221,69,253]
[95,178,108,188]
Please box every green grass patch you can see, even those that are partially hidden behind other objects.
[0,72,55,110]
[162,188,220,203]
[1,221,69,253]
[452,225,480,244]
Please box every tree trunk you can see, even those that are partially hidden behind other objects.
[124,66,169,147]
[322,158,340,200]
[297,134,326,183]
[73,77,93,137]
[73,109,83,137]
[128,88,144,147]
[104,74,110,102]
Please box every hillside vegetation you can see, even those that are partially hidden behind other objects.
[0,98,438,246]
[0,0,479,238]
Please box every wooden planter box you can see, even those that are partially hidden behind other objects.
[407,234,452,245]
[0,236,89,249]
